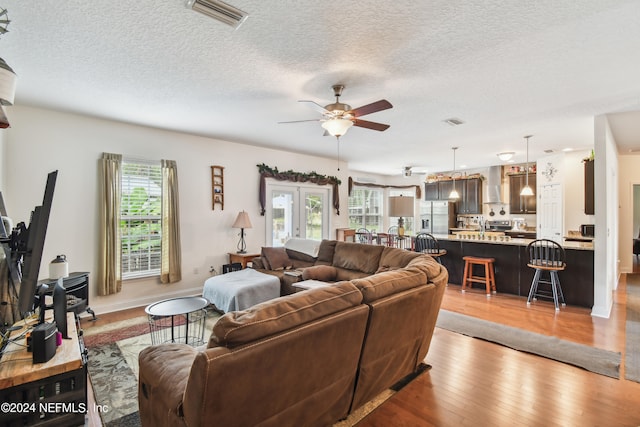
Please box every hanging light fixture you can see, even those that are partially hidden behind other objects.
[321,117,353,137]
[520,135,534,196]
[449,147,460,199]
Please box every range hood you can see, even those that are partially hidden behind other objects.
[485,166,504,204]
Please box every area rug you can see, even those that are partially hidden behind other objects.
[85,313,428,427]
[625,274,640,383]
[436,309,621,379]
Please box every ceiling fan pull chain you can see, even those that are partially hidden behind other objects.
[336,136,341,171]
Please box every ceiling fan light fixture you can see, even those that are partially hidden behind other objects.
[321,118,353,137]
[185,0,248,28]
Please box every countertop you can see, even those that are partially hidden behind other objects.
[433,233,593,251]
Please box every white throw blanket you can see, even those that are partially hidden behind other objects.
[284,238,320,257]
[202,269,280,312]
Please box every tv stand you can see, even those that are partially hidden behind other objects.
[39,272,96,321]
[0,312,87,426]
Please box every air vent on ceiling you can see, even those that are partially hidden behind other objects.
[186,0,248,29]
[443,117,465,126]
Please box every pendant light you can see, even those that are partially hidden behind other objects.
[449,147,460,199]
[520,135,534,196]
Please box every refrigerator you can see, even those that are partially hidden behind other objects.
[419,201,456,235]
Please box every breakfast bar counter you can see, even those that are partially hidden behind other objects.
[433,234,594,308]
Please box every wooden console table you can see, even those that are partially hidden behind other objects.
[0,312,86,426]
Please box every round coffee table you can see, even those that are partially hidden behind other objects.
[145,296,209,346]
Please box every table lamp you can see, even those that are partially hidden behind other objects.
[388,196,414,236]
[232,210,252,254]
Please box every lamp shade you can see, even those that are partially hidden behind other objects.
[520,185,534,196]
[321,118,353,137]
[0,58,16,106]
[388,196,414,217]
[232,211,252,229]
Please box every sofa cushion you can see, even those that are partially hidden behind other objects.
[351,268,427,303]
[315,239,337,265]
[301,265,337,281]
[377,247,422,272]
[332,242,384,274]
[406,255,444,280]
[210,281,363,347]
[286,249,317,264]
[261,247,293,270]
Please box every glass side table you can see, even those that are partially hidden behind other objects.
[145,296,209,347]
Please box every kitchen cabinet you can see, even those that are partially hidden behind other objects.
[424,180,455,201]
[424,178,482,213]
[509,173,536,214]
[457,178,482,214]
[424,182,440,200]
[584,160,594,214]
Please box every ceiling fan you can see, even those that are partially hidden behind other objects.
[402,166,428,177]
[280,84,393,138]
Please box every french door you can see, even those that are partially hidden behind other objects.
[265,182,331,247]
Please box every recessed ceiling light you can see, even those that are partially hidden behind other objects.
[443,118,465,126]
[562,148,573,152]
[497,152,515,161]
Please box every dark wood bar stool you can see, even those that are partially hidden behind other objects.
[414,232,447,263]
[526,239,566,311]
[462,256,496,296]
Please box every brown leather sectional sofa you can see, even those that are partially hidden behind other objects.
[138,240,448,427]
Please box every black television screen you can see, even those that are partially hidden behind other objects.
[16,170,57,317]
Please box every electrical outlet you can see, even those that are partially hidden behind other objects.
[193,267,199,275]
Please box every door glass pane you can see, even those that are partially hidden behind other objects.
[272,190,294,246]
[305,193,323,240]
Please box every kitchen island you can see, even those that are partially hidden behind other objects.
[433,234,594,308]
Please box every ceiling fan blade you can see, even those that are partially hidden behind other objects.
[353,118,390,132]
[348,100,392,117]
[299,100,330,114]
[278,119,321,124]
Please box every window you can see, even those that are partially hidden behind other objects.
[348,188,383,232]
[120,159,162,279]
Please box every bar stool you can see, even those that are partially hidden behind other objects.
[414,232,447,264]
[462,256,496,297]
[526,239,566,311]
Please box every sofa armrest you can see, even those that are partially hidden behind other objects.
[138,344,198,426]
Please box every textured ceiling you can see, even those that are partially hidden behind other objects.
[2,0,640,175]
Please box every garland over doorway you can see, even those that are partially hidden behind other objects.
[257,163,341,215]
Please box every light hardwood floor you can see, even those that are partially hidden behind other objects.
[82,270,640,426]
[357,273,640,426]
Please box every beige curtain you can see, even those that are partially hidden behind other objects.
[99,153,122,296]
[160,160,182,284]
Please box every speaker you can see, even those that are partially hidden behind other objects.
[32,322,57,364]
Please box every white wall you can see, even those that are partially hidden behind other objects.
[2,106,349,314]
[592,115,618,318]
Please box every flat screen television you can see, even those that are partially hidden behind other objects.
[16,170,58,318]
